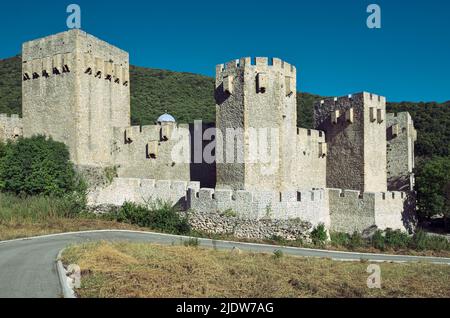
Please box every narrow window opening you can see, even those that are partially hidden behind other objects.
[42,70,50,78]
[32,72,40,79]
[62,65,70,73]
[53,68,60,75]
[85,68,92,75]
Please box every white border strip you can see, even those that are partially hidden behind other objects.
[56,249,76,299]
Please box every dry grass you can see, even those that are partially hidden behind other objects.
[62,241,450,298]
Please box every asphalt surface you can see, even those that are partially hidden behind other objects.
[0,230,449,298]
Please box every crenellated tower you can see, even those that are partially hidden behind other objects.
[314,92,388,193]
[22,29,130,166]
[215,57,298,191]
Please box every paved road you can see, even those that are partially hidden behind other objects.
[0,230,449,298]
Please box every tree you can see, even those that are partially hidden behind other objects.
[415,157,450,226]
[0,135,80,196]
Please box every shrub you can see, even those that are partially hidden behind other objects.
[330,232,351,247]
[384,228,410,249]
[310,223,328,245]
[112,201,190,235]
[348,232,365,249]
[0,136,83,197]
[371,230,386,251]
[410,229,450,251]
[184,238,199,247]
[273,249,284,259]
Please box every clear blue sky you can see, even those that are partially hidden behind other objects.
[0,0,449,102]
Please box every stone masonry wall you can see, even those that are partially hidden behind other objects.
[215,57,298,192]
[295,128,327,189]
[386,112,417,192]
[22,30,130,166]
[187,187,330,228]
[328,188,406,233]
[0,114,23,142]
[112,122,191,181]
[314,92,387,193]
[87,177,200,208]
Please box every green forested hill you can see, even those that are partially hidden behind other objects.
[0,56,21,115]
[0,55,448,158]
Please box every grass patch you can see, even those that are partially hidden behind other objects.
[62,241,450,298]
[0,193,144,241]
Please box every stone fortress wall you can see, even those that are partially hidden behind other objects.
[314,93,388,193]
[0,114,23,142]
[386,112,417,192]
[13,30,418,239]
[112,122,191,181]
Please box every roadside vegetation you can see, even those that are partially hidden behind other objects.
[61,241,450,298]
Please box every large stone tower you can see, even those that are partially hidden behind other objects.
[215,57,297,191]
[22,30,130,166]
[314,92,387,193]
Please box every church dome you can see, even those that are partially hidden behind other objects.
[157,113,176,123]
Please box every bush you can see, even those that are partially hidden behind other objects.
[273,249,284,259]
[410,229,450,251]
[111,201,190,235]
[348,232,365,249]
[0,136,83,197]
[184,238,199,247]
[371,230,386,251]
[384,228,410,249]
[311,223,328,245]
[330,232,351,247]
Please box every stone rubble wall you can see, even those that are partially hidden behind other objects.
[183,210,312,241]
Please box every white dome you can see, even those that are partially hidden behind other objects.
[157,113,176,123]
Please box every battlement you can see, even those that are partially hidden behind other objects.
[122,122,188,145]
[316,92,386,110]
[188,187,329,225]
[328,188,407,233]
[327,188,405,201]
[216,57,296,76]
[88,177,200,207]
[297,128,325,142]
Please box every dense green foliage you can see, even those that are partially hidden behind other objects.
[415,157,450,221]
[330,229,450,252]
[0,136,82,196]
[387,102,450,158]
[0,56,21,116]
[109,201,190,235]
[310,223,328,245]
[130,66,215,125]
